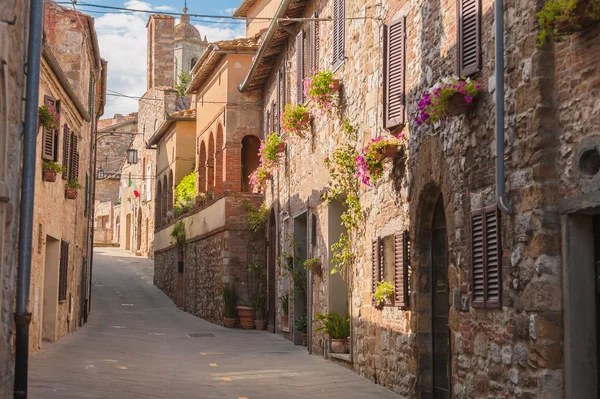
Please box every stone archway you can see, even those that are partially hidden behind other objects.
[407,135,456,398]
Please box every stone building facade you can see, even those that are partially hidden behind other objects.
[152,35,265,324]
[29,1,106,354]
[236,0,600,397]
[94,113,137,245]
[0,0,29,395]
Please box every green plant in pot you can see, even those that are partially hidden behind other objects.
[42,161,65,182]
[65,179,82,199]
[536,0,600,46]
[253,292,267,330]
[280,292,290,329]
[39,104,59,130]
[315,312,350,353]
[295,313,308,346]
[303,257,322,277]
[222,284,238,328]
[374,281,395,310]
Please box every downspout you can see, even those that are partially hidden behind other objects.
[495,0,511,214]
[14,0,44,397]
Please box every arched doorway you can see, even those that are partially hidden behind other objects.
[241,136,261,192]
[136,210,142,251]
[125,214,131,251]
[267,209,277,332]
[431,196,450,398]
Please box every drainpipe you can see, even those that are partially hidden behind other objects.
[495,0,512,214]
[14,0,44,397]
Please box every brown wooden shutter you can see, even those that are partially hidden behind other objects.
[333,0,345,67]
[296,30,305,104]
[69,133,80,181]
[309,13,319,72]
[277,71,282,134]
[59,241,69,301]
[62,124,70,179]
[42,95,56,161]
[372,238,381,305]
[471,205,501,308]
[384,18,406,129]
[458,0,481,76]
[394,231,409,308]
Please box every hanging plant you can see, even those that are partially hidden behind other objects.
[373,281,395,309]
[39,104,60,130]
[414,77,481,126]
[536,0,600,45]
[304,70,340,115]
[261,133,285,165]
[281,104,311,137]
[355,134,405,187]
[249,165,272,193]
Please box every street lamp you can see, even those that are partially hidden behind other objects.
[127,148,138,165]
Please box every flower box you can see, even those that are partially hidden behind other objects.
[276,142,286,153]
[415,77,480,125]
[43,170,57,182]
[444,92,476,118]
[381,145,399,159]
[66,189,78,200]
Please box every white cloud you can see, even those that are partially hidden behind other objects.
[223,7,237,14]
[156,5,176,11]
[95,2,247,117]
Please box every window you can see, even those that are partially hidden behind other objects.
[84,173,89,217]
[384,17,406,129]
[309,13,319,73]
[42,96,60,161]
[266,110,271,135]
[59,240,69,302]
[62,124,70,179]
[146,162,152,201]
[88,70,94,117]
[471,206,501,308]
[272,102,277,134]
[68,132,80,181]
[458,0,482,76]
[332,0,345,68]
[295,30,305,104]
[372,232,410,308]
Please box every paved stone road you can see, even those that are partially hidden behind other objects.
[29,248,399,399]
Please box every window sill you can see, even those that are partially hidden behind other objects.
[332,59,345,74]
[330,353,351,363]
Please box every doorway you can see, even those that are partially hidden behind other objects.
[293,213,308,346]
[432,196,450,398]
[267,209,277,333]
[125,214,131,250]
[42,236,60,342]
[136,211,142,252]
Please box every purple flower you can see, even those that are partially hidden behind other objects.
[464,95,472,103]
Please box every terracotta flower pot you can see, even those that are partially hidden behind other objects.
[282,315,289,330]
[330,79,341,91]
[444,92,475,117]
[43,170,57,182]
[307,261,322,277]
[264,172,273,180]
[557,0,597,34]
[223,318,236,328]
[255,319,267,330]
[301,332,308,346]
[381,145,399,159]
[300,112,311,123]
[65,189,78,200]
[331,338,349,354]
[236,306,255,329]
[276,142,286,153]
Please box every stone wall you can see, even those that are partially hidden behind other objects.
[0,0,29,394]
[251,0,597,396]
[147,15,175,90]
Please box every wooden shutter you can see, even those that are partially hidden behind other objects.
[277,71,282,134]
[471,205,501,308]
[62,124,70,179]
[296,30,304,104]
[458,0,481,76]
[42,95,56,161]
[309,13,319,72]
[384,18,406,129]
[333,0,345,67]
[59,241,69,301]
[272,102,277,134]
[69,133,80,181]
[372,238,381,305]
[394,231,410,308]
[84,173,89,217]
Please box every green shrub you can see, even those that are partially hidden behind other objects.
[171,221,186,245]
[314,312,350,339]
[175,171,196,207]
[223,285,238,318]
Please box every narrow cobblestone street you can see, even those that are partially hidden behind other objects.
[29,248,399,398]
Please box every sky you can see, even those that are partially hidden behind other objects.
[81,0,246,117]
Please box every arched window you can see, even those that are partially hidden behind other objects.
[207,132,215,193]
[214,125,224,195]
[190,57,198,71]
[161,175,168,222]
[241,135,261,192]
[156,180,162,226]
[198,141,206,194]
[168,170,174,212]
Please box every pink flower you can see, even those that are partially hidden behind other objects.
[464,95,473,103]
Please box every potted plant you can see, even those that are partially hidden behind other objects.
[414,77,481,126]
[236,303,255,329]
[536,0,600,45]
[355,134,405,186]
[249,165,272,193]
[42,161,64,182]
[374,281,395,310]
[253,292,267,330]
[295,313,308,346]
[304,70,340,115]
[262,133,285,163]
[223,284,237,328]
[303,257,322,277]
[280,292,290,330]
[65,179,82,199]
[39,104,59,130]
[281,104,311,137]
[315,312,351,353]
